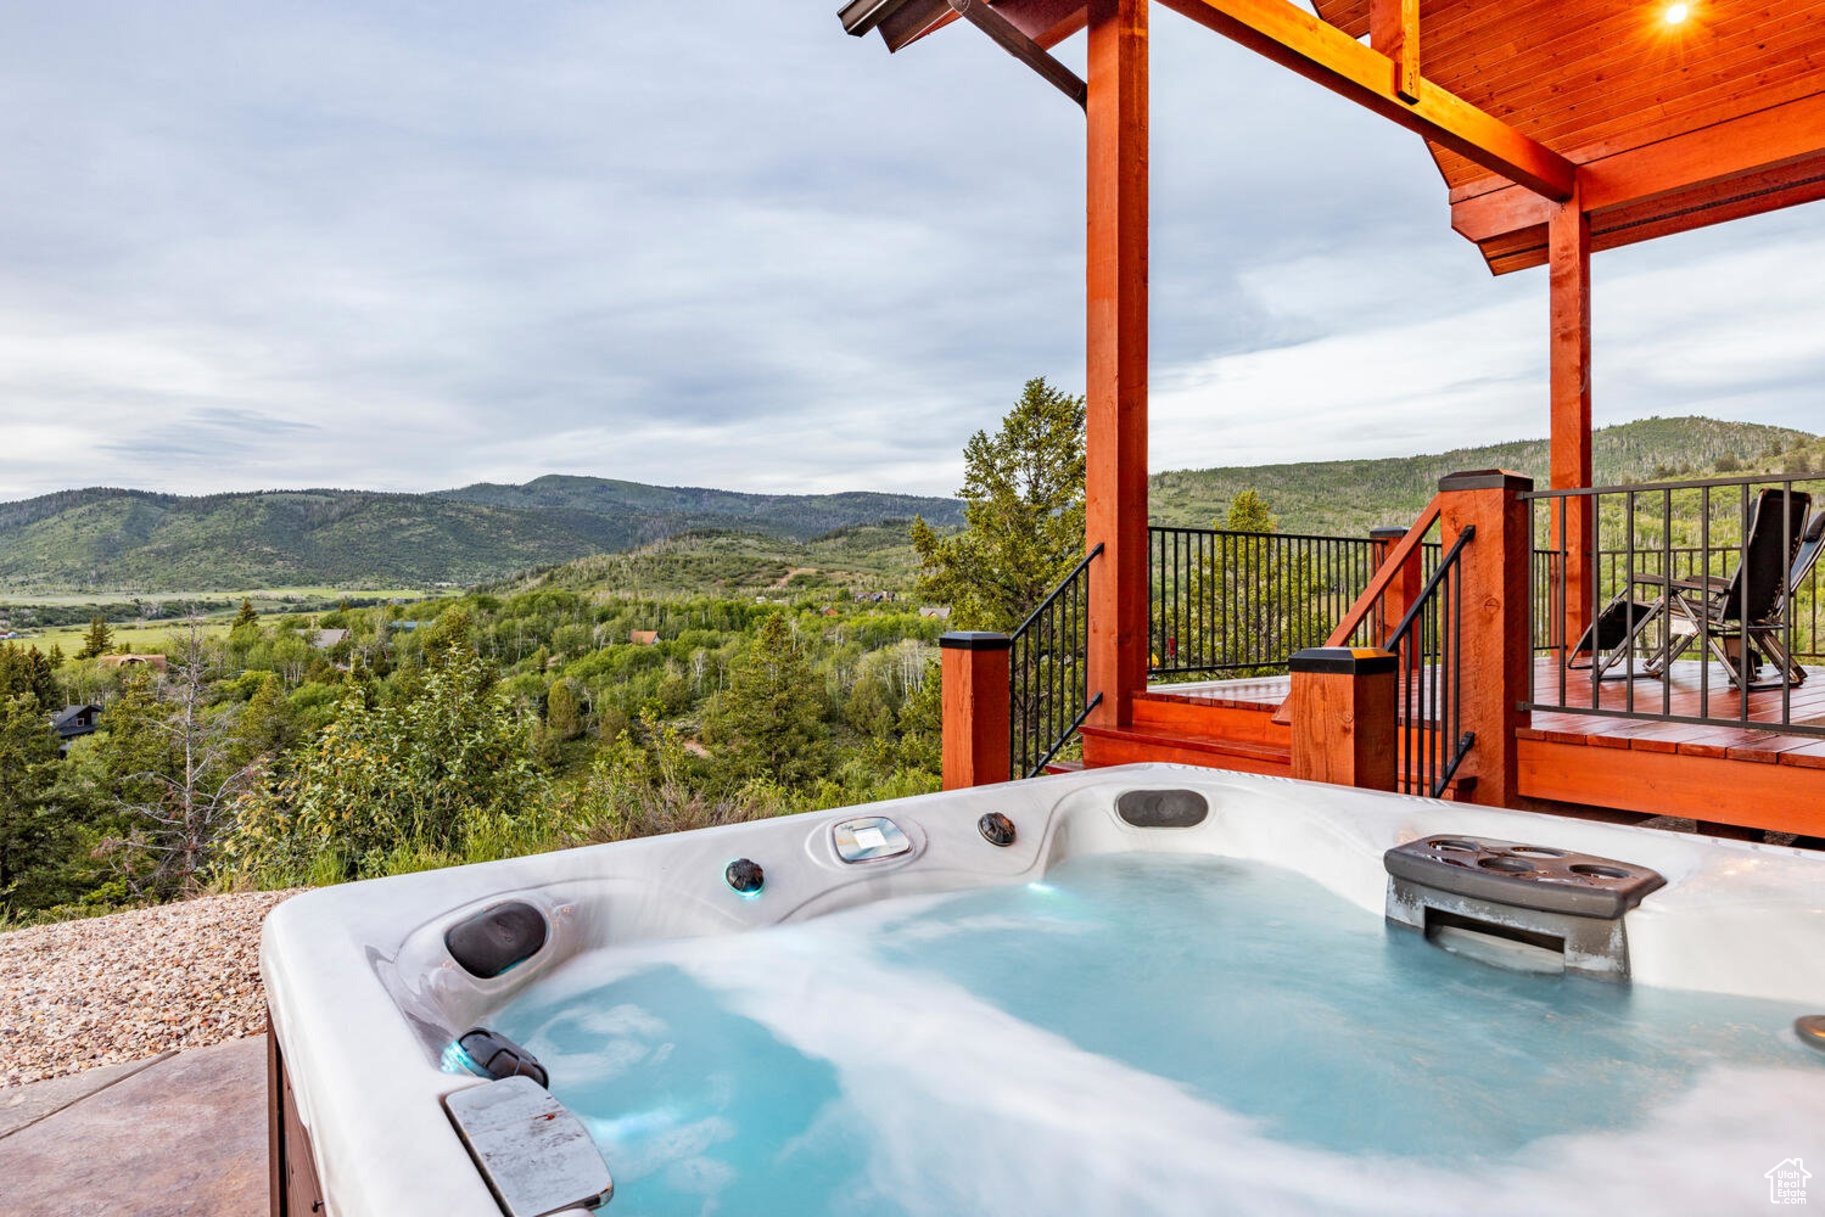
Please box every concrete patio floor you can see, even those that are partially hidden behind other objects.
[0,1036,266,1216]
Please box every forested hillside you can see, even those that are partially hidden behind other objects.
[1150,417,1815,535]
[0,482,962,591]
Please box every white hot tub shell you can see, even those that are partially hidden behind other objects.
[262,763,1825,1216]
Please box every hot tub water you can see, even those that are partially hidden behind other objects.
[496,853,1824,1216]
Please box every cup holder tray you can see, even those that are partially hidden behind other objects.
[1384,836,1665,920]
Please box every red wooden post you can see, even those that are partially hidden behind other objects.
[1550,178,1593,650]
[939,632,1011,789]
[1369,525,1422,642]
[1084,0,1149,730]
[1437,470,1533,808]
[1288,647,1398,790]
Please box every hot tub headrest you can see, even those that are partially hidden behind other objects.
[444,900,549,979]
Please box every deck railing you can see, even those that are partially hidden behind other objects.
[1148,526,1383,679]
[1388,526,1476,797]
[1009,544,1103,779]
[1525,472,1825,737]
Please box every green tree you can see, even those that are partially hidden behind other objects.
[224,650,546,883]
[76,616,113,660]
[233,675,299,766]
[910,376,1086,630]
[0,643,60,711]
[704,614,828,785]
[546,680,583,742]
[234,598,260,629]
[0,694,64,910]
[1225,488,1275,533]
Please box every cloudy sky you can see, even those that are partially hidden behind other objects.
[0,2,1820,502]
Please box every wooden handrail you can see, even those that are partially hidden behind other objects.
[1322,495,1443,648]
[1272,494,1442,727]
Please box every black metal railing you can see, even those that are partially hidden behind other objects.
[1149,527,1380,679]
[1525,471,1825,737]
[1010,544,1104,779]
[1387,525,1476,798]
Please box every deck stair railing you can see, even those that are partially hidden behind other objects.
[1009,543,1104,779]
[1525,471,1825,737]
[1385,525,1476,798]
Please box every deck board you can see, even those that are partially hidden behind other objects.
[1155,659,1825,754]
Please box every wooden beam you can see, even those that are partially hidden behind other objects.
[1084,0,1149,730]
[1453,92,1825,274]
[1549,178,1594,648]
[947,0,1087,107]
[1368,0,1418,106]
[1155,0,1574,199]
[889,0,1088,53]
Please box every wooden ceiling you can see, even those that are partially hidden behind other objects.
[1309,0,1825,271]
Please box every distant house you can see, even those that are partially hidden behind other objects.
[99,654,168,672]
[50,703,102,742]
[310,628,351,649]
[630,630,660,646]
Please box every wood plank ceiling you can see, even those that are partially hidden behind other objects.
[1309,0,1825,270]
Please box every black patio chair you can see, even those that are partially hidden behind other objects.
[1568,492,1820,688]
[1631,489,1816,691]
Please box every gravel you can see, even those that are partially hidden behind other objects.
[0,890,301,1088]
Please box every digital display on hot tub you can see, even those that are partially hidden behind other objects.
[488,853,1824,1214]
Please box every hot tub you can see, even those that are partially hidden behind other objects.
[263,763,1825,1216]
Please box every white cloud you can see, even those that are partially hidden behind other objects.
[0,2,1818,501]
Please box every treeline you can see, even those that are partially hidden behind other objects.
[0,588,947,922]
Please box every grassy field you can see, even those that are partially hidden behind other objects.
[23,618,239,655]
[0,585,433,609]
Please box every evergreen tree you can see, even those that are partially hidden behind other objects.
[0,643,60,711]
[546,680,583,741]
[234,598,260,629]
[77,616,113,660]
[1225,488,1275,533]
[910,376,1086,631]
[704,614,828,785]
[0,694,63,910]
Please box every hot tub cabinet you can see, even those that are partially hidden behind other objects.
[264,763,1825,1217]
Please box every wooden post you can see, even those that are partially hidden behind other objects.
[1549,178,1593,650]
[939,632,1011,789]
[1369,525,1422,642]
[1288,647,1397,790]
[1084,0,1149,729]
[1437,470,1533,808]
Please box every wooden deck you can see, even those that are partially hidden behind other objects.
[1093,660,1825,835]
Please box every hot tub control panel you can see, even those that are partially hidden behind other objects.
[831,815,913,863]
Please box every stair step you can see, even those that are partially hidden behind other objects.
[1131,693,1288,744]
[1080,723,1292,775]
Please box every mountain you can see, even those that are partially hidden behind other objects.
[2,416,1808,595]
[484,522,925,599]
[1149,417,1816,536]
[0,481,963,592]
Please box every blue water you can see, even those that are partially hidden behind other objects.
[494,854,1823,1216]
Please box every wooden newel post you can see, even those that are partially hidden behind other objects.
[939,631,1012,790]
[1436,469,1533,808]
[1289,647,1398,790]
[1369,525,1422,641]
